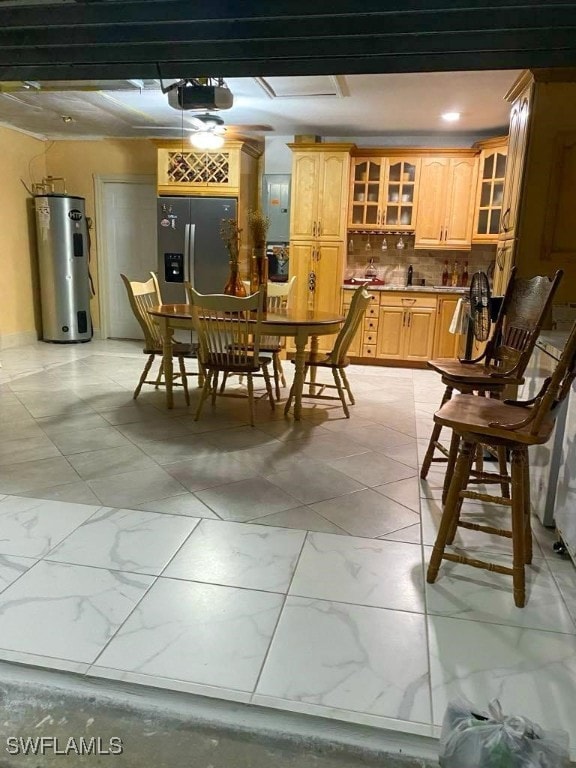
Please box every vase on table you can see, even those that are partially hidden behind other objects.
[250,246,268,309]
[223,260,246,297]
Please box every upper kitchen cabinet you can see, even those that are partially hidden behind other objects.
[289,144,353,242]
[472,137,508,243]
[415,153,478,249]
[494,69,576,302]
[348,153,420,231]
[499,73,532,239]
[156,140,261,197]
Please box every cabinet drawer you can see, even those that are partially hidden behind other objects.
[363,331,378,345]
[342,290,379,307]
[365,303,379,318]
[362,344,377,358]
[379,294,437,309]
[364,317,379,331]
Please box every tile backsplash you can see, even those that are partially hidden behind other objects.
[346,233,496,287]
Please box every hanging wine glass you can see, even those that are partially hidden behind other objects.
[397,236,405,250]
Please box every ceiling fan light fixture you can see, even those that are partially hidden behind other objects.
[189,131,225,150]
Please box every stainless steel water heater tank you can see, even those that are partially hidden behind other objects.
[34,194,92,343]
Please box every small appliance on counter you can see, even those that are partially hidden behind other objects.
[267,243,289,282]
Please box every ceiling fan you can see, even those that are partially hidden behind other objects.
[187,113,227,149]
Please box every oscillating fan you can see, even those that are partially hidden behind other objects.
[469,271,492,342]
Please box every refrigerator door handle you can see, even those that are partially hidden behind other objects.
[187,223,196,287]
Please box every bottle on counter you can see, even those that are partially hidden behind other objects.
[461,261,469,287]
[451,262,459,287]
[406,264,413,286]
[364,257,378,279]
[442,260,449,286]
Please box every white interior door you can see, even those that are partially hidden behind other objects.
[101,179,157,339]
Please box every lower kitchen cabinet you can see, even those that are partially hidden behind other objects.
[342,290,463,367]
[342,290,379,357]
[433,296,462,358]
[342,289,462,364]
[377,296,437,362]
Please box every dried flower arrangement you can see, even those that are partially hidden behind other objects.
[220,219,242,266]
[248,209,270,249]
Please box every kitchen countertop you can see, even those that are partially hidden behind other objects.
[342,284,468,294]
[537,330,571,358]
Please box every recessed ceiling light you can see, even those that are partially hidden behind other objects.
[442,112,461,122]
[61,115,74,123]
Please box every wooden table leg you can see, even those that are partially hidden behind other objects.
[161,318,174,409]
[285,330,308,421]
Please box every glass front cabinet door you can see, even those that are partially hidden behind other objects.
[384,160,419,230]
[349,158,386,229]
[349,156,420,231]
[473,143,508,242]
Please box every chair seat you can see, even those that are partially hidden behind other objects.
[204,354,271,373]
[427,358,524,387]
[435,393,554,446]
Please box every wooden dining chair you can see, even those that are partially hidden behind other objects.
[427,318,576,607]
[285,285,371,418]
[187,287,275,426]
[420,268,563,498]
[240,277,297,399]
[120,273,196,404]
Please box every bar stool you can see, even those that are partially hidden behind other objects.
[426,318,576,607]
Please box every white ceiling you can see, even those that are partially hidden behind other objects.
[0,70,522,141]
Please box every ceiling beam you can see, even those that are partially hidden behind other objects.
[1,0,575,80]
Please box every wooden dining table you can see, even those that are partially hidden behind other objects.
[148,303,344,421]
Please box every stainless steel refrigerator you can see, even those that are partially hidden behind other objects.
[157,196,237,303]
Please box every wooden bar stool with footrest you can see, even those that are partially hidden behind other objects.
[420,268,563,499]
[426,318,576,607]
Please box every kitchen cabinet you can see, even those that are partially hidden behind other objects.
[342,289,379,357]
[348,155,419,231]
[433,295,462,359]
[290,242,344,352]
[414,155,478,249]
[472,138,508,243]
[289,144,353,242]
[376,294,436,361]
[493,237,515,296]
[289,144,352,340]
[499,74,532,239]
[156,140,260,197]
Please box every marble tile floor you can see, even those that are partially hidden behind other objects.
[0,339,575,759]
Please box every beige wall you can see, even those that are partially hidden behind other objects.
[46,139,156,329]
[0,125,47,341]
[0,133,156,341]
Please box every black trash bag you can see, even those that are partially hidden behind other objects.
[439,698,570,767]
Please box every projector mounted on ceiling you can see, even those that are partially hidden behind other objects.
[160,76,233,112]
